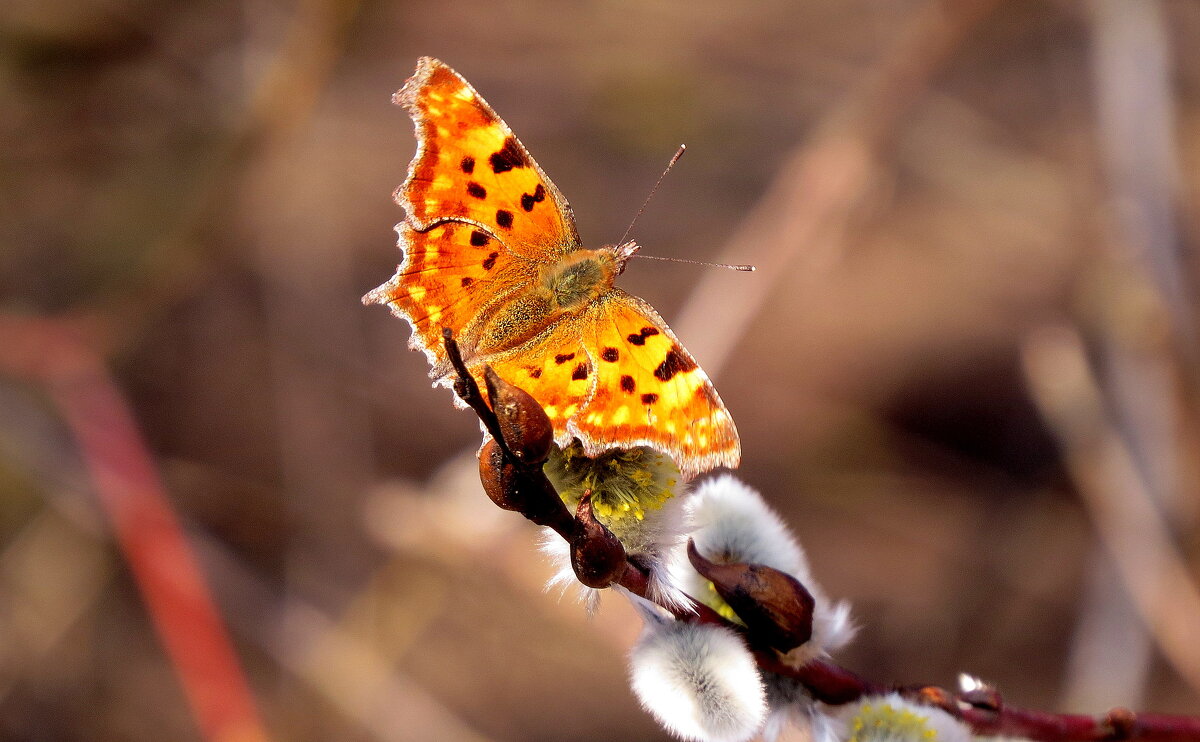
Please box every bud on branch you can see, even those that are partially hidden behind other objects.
[687,539,815,652]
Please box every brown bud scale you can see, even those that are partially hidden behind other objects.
[571,494,627,588]
[484,366,553,466]
[688,540,815,652]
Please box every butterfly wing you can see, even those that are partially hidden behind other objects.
[364,221,537,376]
[366,57,582,373]
[481,323,595,428]
[434,284,741,478]
[573,290,740,477]
[394,56,580,261]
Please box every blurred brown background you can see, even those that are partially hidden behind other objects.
[2,0,1200,740]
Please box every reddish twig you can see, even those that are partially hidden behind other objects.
[953,699,1200,742]
[0,315,271,742]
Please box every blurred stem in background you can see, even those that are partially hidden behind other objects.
[1039,0,1200,712]
[674,0,1004,377]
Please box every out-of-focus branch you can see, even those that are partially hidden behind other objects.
[1021,324,1200,696]
[95,0,364,356]
[0,315,271,742]
[1062,0,1200,710]
[676,0,1005,377]
[1087,0,1196,359]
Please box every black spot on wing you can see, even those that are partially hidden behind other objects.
[470,230,490,247]
[554,352,575,365]
[529,368,542,379]
[489,136,529,173]
[482,252,499,270]
[495,209,514,229]
[653,346,697,382]
[641,393,659,405]
[620,375,636,393]
[461,277,473,287]
[601,347,619,362]
[626,327,660,346]
[571,363,588,381]
[466,182,487,199]
[520,183,547,212]
[460,156,475,173]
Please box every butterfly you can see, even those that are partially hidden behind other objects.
[364,57,739,478]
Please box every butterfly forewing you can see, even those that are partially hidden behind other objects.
[395,57,580,261]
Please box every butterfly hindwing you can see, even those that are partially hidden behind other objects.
[574,290,740,477]
[483,323,594,427]
[396,57,580,262]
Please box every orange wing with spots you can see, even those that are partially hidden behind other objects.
[366,57,580,373]
[394,56,579,261]
[482,325,595,428]
[466,288,740,477]
[362,221,536,377]
[572,290,739,477]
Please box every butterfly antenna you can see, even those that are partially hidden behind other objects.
[617,145,757,273]
[634,254,756,272]
[617,144,687,247]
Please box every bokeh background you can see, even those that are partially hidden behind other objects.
[2,0,1200,740]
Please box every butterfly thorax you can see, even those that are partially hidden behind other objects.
[470,242,638,357]
[543,241,637,311]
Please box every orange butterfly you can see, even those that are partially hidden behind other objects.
[364,57,739,477]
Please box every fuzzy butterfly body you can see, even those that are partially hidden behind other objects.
[364,57,739,477]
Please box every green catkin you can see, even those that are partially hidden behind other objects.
[543,442,680,546]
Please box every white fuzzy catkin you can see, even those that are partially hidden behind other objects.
[838,693,972,742]
[675,474,855,663]
[629,604,767,742]
[538,493,692,613]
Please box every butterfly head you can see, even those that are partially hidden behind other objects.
[610,240,641,276]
